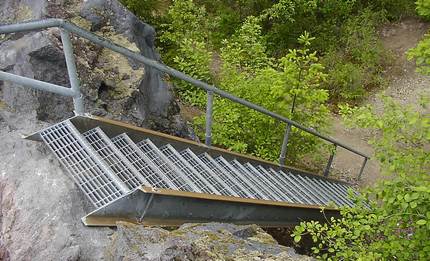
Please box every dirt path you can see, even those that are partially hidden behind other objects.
[331,18,430,187]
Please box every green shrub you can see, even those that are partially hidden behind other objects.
[324,59,366,101]
[120,0,168,25]
[408,33,430,75]
[158,0,217,64]
[220,16,270,72]
[292,96,430,260]
[369,0,416,20]
[157,0,216,107]
[322,9,389,103]
[172,38,213,107]
[194,32,330,162]
[416,0,430,19]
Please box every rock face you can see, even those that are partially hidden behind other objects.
[0,0,192,138]
[106,222,313,261]
[0,111,112,261]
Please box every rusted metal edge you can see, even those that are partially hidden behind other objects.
[140,186,337,210]
[82,186,339,227]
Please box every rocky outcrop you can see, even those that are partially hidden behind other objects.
[0,0,193,138]
[106,222,313,261]
[0,111,111,261]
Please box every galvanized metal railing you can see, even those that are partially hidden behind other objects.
[0,19,369,178]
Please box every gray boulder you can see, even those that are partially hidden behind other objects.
[0,0,193,138]
[106,222,314,261]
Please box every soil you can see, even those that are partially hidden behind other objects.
[330,17,430,187]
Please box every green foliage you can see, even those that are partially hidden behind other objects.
[323,10,389,103]
[173,38,213,107]
[120,0,168,25]
[292,97,430,260]
[340,96,430,175]
[158,0,216,63]
[293,176,430,260]
[120,0,415,163]
[369,0,416,20]
[324,60,366,101]
[408,0,430,76]
[157,0,215,107]
[220,16,270,72]
[408,33,430,75]
[194,33,330,162]
[416,0,430,19]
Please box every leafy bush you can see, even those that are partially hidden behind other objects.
[220,16,270,72]
[416,0,430,19]
[408,0,430,75]
[120,0,168,25]
[173,38,213,107]
[194,32,330,162]
[324,59,366,101]
[323,9,389,103]
[408,33,430,75]
[157,0,216,107]
[292,96,430,260]
[369,0,416,20]
[158,0,217,63]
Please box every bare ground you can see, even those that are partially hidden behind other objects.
[331,17,430,187]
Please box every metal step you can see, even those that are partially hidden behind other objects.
[34,116,359,227]
[229,160,277,201]
[137,139,194,192]
[197,153,250,198]
[255,166,294,203]
[39,121,126,208]
[83,128,148,191]
[159,144,216,194]
[111,133,176,190]
[243,163,289,202]
[213,156,265,200]
[180,149,236,197]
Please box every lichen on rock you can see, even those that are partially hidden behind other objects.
[106,222,314,261]
[0,0,194,138]
[15,4,34,22]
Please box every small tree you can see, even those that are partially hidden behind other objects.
[195,31,329,162]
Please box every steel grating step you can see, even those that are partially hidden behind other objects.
[39,121,126,208]
[32,116,358,227]
[180,149,236,197]
[111,133,176,190]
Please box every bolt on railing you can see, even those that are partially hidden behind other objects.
[0,19,369,179]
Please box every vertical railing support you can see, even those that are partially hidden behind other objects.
[323,145,337,177]
[357,157,368,180]
[279,123,292,166]
[205,90,214,146]
[61,29,84,115]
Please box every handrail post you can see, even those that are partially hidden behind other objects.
[357,157,368,179]
[323,145,337,177]
[279,123,292,166]
[205,90,214,146]
[60,29,84,115]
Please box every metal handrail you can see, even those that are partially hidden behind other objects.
[0,19,369,178]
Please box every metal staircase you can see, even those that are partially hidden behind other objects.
[28,115,356,226]
[1,19,366,227]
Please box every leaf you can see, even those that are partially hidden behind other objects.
[294,235,301,242]
[417,220,427,225]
